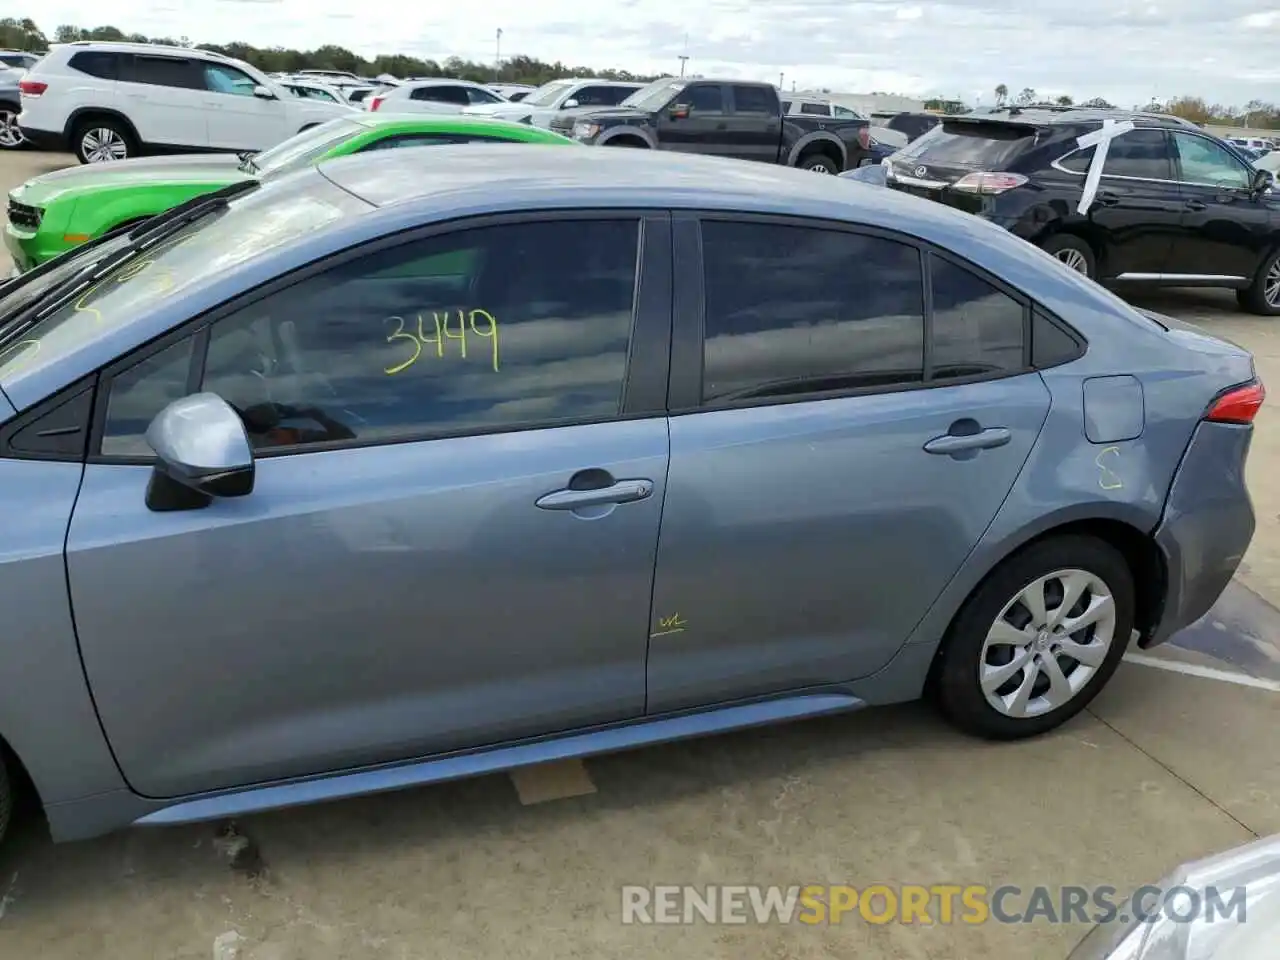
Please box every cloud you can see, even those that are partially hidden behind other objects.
[28,0,1280,106]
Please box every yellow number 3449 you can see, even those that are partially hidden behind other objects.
[385,309,500,376]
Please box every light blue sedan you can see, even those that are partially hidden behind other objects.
[0,146,1260,846]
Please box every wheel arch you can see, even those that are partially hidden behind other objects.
[789,132,846,169]
[63,108,141,146]
[597,128,655,148]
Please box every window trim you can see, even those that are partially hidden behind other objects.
[1169,129,1254,190]
[668,211,1082,414]
[88,209,674,466]
[1051,127,1248,189]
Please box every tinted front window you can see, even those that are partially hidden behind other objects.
[100,219,642,454]
[686,85,724,112]
[101,338,194,457]
[1173,132,1252,189]
[573,86,617,107]
[203,63,257,97]
[466,86,503,104]
[120,55,201,90]
[0,178,364,391]
[701,221,924,402]
[897,121,1035,168]
[1103,129,1173,180]
[929,256,1025,379]
[412,85,468,105]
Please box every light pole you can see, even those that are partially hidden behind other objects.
[778,71,784,90]
[678,55,689,77]
[495,28,502,81]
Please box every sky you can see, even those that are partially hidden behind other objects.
[23,0,1280,108]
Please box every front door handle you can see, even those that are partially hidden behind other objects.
[923,427,1012,456]
[1185,199,1208,211]
[536,479,654,511]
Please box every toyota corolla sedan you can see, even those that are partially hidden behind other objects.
[0,147,1259,846]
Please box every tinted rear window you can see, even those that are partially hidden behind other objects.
[899,121,1039,169]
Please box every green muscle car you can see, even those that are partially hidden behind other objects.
[4,113,577,272]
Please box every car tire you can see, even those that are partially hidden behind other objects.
[1237,247,1280,316]
[73,118,135,165]
[933,535,1134,740]
[1041,234,1096,279]
[0,103,24,151]
[799,153,839,174]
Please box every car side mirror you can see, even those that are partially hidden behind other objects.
[145,393,255,512]
[669,103,690,120]
[561,98,579,109]
[1252,168,1273,195]
[252,85,276,100]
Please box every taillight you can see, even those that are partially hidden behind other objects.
[1205,381,1266,424]
[18,79,47,97]
[950,171,1028,194]
[368,96,383,112]
[857,126,870,150]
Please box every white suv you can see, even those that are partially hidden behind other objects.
[17,41,356,164]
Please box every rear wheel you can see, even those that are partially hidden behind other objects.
[0,104,24,150]
[73,118,134,164]
[1041,234,1096,279]
[933,535,1134,739]
[1237,247,1280,316]
[799,153,839,174]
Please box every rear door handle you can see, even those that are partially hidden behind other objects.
[923,427,1011,456]
[536,479,654,511]
[1185,199,1207,211]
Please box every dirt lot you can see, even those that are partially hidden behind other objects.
[0,150,1278,960]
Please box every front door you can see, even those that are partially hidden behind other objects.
[66,214,672,798]
[647,217,1049,712]
[657,82,732,154]
[200,62,288,151]
[1085,127,1183,279]
[1166,130,1276,280]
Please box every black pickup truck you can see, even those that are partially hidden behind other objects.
[551,78,871,173]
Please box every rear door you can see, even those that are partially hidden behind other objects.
[647,215,1050,712]
[725,84,783,162]
[1167,130,1275,281]
[1071,127,1183,279]
[116,53,209,149]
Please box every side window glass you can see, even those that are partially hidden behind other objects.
[1173,133,1252,189]
[204,64,257,97]
[1056,144,1095,174]
[686,85,723,113]
[731,85,773,114]
[800,102,828,116]
[101,338,195,457]
[603,87,634,106]
[1103,129,1173,180]
[700,221,924,402]
[781,100,793,113]
[69,51,118,80]
[574,86,610,107]
[466,86,502,104]
[122,55,201,90]
[194,219,641,451]
[929,256,1025,379]
[1032,309,1082,368]
[360,134,450,151]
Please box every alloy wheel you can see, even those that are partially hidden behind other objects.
[0,110,23,149]
[1265,258,1280,308]
[807,162,833,174]
[978,568,1116,719]
[82,128,128,163]
[1054,249,1089,275]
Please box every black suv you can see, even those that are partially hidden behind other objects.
[883,107,1280,314]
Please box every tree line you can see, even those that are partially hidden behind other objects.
[3,18,1277,127]
[0,17,660,86]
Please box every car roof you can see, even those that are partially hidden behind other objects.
[56,40,232,61]
[972,105,1197,129]
[399,77,487,88]
[348,112,569,138]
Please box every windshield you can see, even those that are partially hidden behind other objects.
[521,80,576,107]
[0,178,365,388]
[621,79,686,111]
[251,118,364,177]
[0,229,135,335]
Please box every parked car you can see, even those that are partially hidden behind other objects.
[464,78,642,127]
[0,145,1257,846]
[0,50,40,73]
[276,77,351,106]
[1069,833,1280,959]
[884,106,1280,313]
[555,77,871,173]
[488,83,537,102]
[15,41,354,164]
[839,162,887,185]
[864,131,901,165]
[872,110,942,143]
[0,66,21,150]
[780,97,866,120]
[365,79,509,114]
[3,113,576,270]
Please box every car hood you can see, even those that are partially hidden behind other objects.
[11,154,250,206]
[561,106,648,124]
